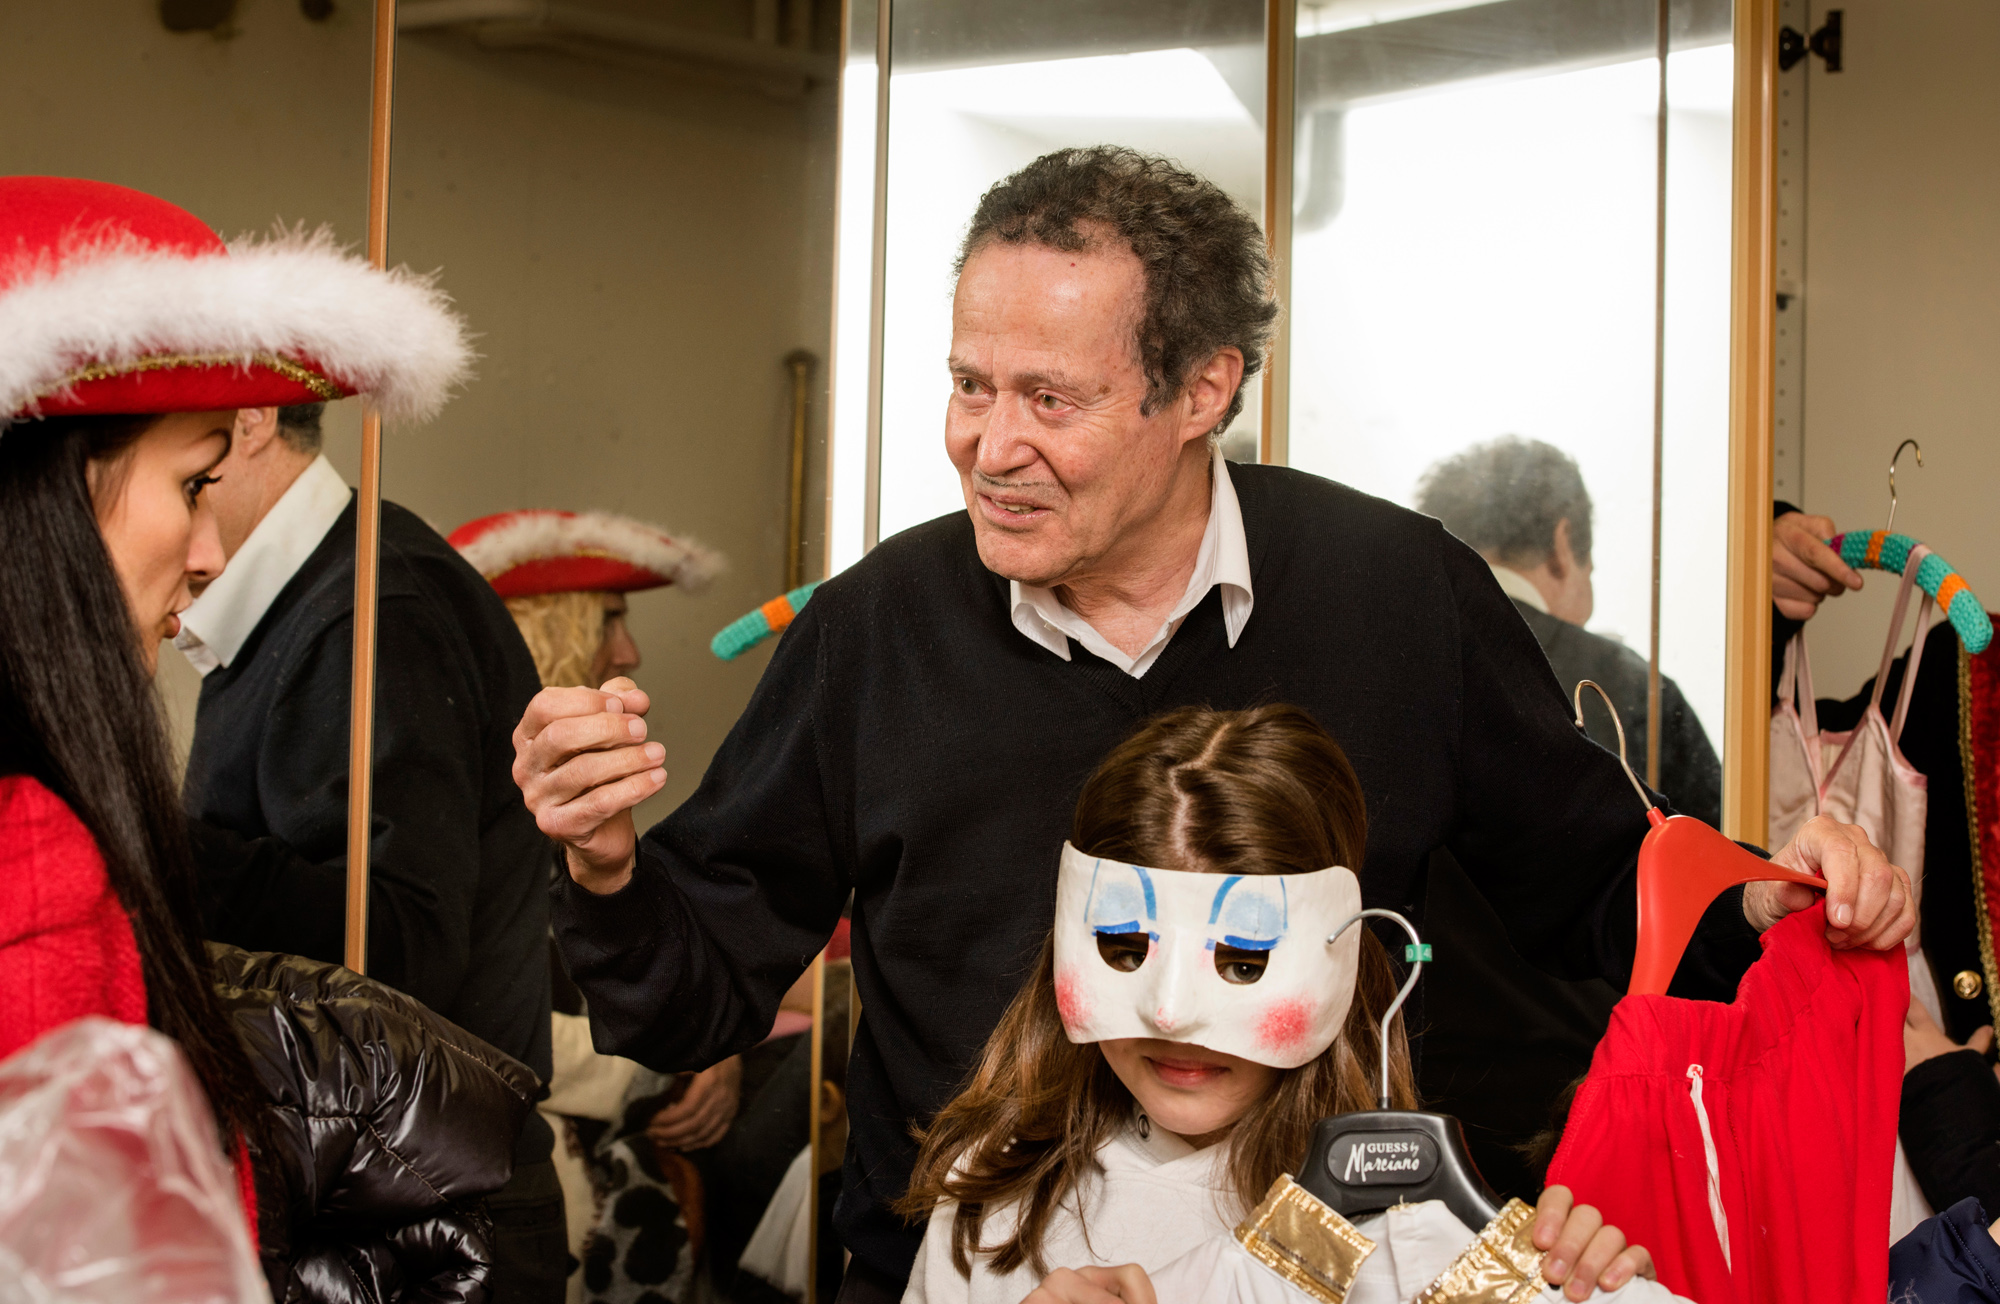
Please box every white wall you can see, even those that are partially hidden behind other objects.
[1790,0,2000,697]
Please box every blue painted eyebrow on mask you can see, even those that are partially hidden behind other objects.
[1086,860,1159,932]
[1220,935,1280,951]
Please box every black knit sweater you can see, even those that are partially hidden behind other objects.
[553,463,1761,1281]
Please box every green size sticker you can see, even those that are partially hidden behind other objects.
[1405,943,1433,963]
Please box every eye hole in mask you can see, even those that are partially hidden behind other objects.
[1095,930,1150,972]
[1213,942,1269,985]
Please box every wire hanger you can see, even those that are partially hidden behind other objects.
[1291,908,1501,1229]
[1818,441,1991,653]
[1886,439,1922,535]
[1574,680,1655,821]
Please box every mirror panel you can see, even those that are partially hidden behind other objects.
[1287,0,1735,815]
[387,6,838,1300]
[873,0,1268,540]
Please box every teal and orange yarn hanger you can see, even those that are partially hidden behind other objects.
[1824,531,1991,653]
[1824,440,1992,654]
[711,582,820,660]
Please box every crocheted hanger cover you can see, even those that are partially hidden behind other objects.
[711,582,820,660]
[1828,531,1992,654]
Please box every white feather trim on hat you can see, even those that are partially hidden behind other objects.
[459,511,725,593]
[0,226,473,422]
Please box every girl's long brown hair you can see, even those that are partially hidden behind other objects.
[899,704,1417,1276]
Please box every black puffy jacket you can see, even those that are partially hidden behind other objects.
[210,945,538,1304]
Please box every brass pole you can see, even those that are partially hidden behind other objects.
[1722,0,1778,843]
[785,351,817,590]
[805,951,828,1304]
[346,0,397,974]
[1260,0,1296,466]
[1646,0,1668,791]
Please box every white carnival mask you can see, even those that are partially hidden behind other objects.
[1051,842,1365,1070]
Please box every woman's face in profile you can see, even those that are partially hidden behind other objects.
[89,409,232,673]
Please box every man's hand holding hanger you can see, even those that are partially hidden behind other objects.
[1774,509,1864,621]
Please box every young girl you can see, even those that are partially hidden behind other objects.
[900,705,1672,1304]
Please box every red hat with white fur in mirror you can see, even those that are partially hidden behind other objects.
[449,510,725,599]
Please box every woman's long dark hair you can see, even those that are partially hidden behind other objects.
[0,412,264,1150]
[899,704,1416,1276]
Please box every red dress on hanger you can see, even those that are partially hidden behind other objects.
[1546,905,1905,1304]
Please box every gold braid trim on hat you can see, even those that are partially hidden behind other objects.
[41,352,344,402]
[1234,1175,1376,1304]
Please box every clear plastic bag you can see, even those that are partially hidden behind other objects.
[0,1017,269,1304]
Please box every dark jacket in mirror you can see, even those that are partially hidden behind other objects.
[181,488,564,1301]
[1515,602,1722,827]
[212,943,538,1304]
[183,494,554,1122]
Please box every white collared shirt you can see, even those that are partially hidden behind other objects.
[1486,561,1550,614]
[175,454,351,677]
[1007,448,1255,678]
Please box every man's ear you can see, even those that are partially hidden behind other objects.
[1184,346,1246,447]
[232,407,282,459]
[1548,518,1574,580]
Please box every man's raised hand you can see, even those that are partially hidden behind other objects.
[511,676,665,895]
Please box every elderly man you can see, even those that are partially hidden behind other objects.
[517,147,1912,1301]
[1416,436,1721,825]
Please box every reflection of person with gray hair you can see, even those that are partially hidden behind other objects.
[1411,438,1723,1199]
[1416,436,1720,825]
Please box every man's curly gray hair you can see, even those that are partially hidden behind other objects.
[956,146,1278,438]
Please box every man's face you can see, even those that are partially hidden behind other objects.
[945,237,1206,589]
[201,408,280,562]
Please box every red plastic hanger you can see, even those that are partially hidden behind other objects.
[1571,681,1824,997]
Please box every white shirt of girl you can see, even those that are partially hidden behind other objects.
[902,1114,1693,1304]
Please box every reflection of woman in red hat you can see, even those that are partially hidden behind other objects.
[453,509,741,1297]
[0,177,495,1291]
[450,509,723,689]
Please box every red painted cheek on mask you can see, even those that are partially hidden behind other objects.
[1055,968,1092,1031]
[1257,998,1314,1055]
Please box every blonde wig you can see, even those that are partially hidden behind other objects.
[506,591,608,688]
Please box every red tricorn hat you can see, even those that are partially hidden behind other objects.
[449,510,724,599]
[0,176,471,422]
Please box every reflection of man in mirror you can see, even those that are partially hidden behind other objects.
[512,147,1913,1302]
[452,509,806,1299]
[1416,436,1721,826]
[176,404,567,1303]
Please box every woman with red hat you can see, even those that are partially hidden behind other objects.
[449,508,724,688]
[0,176,534,1303]
[452,509,748,1300]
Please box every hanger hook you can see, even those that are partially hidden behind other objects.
[1887,439,1923,535]
[1327,907,1424,1109]
[1573,680,1656,816]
